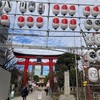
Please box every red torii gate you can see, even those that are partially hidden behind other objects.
[14,52,60,86]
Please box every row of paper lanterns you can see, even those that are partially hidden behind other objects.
[84,19,100,31]
[0,14,77,30]
[85,34,100,46]
[2,13,100,31]
[88,67,100,82]
[0,1,76,16]
[86,49,100,62]
[0,1,44,15]
[0,1,75,16]
[0,1,100,17]
[53,4,100,17]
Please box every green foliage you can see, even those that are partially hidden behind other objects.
[44,75,49,85]
[33,75,39,82]
[55,52,80,87]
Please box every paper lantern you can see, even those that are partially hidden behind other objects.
[4,1,12,13]
[26,16,34,28]
[85,34,94,45]
[53,4,60,16]
[93,19,100,31]
[19,1,27,13]
[0,1,3,12]
[88,67,98,82]
[1,14,10,26]
[94,34,100,46]
[91,6,99,17]
[37,3,45,15]
[99,69,100,79]
[83,6,90,17]
[36,16,44,28]
[61,4,68,16]
[84,19,92,31]
[96,50,100,62]
[69,4,76,16]
[86,49,96,62]
[61,18,68,30]
[17,15,25,28]
[52,17,59,29]
[28,1,36,12]
[69,19,77,30]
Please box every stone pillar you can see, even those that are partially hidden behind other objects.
[64,71,70,95]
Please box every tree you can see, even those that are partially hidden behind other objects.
[55,52,80,88]
[33,75,39,82]
[44,75,49,85]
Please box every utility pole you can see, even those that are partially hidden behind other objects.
[75,54,79,100]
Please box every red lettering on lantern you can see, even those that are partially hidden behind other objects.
[37,17,43,23]
[27,17,34,22]
[54,4,60,10]
[70,5,75,10]
[70,19,76,25]
[18,16,24,22]
[53,18,59,24]
[62,18,68,24]
[85,6,90,11]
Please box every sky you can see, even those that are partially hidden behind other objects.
[6,0,99,50]
[7,0,99,54]
[1,0,100,75]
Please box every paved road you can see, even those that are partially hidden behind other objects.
[13,90,53,100]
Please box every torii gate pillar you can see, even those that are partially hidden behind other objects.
[49,59,53,88]
[23,58,29,86]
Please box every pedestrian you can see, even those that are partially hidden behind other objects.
[21,86,29,100]
[45,88,48,95]
[45,80,50,96]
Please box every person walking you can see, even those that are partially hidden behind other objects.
[21,87,29,100]
[45,81,50,96]
[45,88,48,96]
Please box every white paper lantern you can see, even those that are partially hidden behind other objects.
[86,49,96,62]
[4,1,12,13]
[26,16,34,28]
[52,17,59,29]
[88,67,98,82]
[61,18,68,30]
[91,6,99,17]
[19,1,27,13]
[1,14,10,26]
[85,34,94,45]
[36,16,44,28]
[53,4,60,16]
[61,4,68,16]
[96,50,100,62]
[17,15,25,28]
[37,3,45,15]
[84,19,92,31]
[69,4,76,16]
[99,69,100,79]
[93,19,100,31]
[69,19,77,30]
[28,1,36,12]
[94,34,100,46]
[0,1,3,12]
[83,6,90,17]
